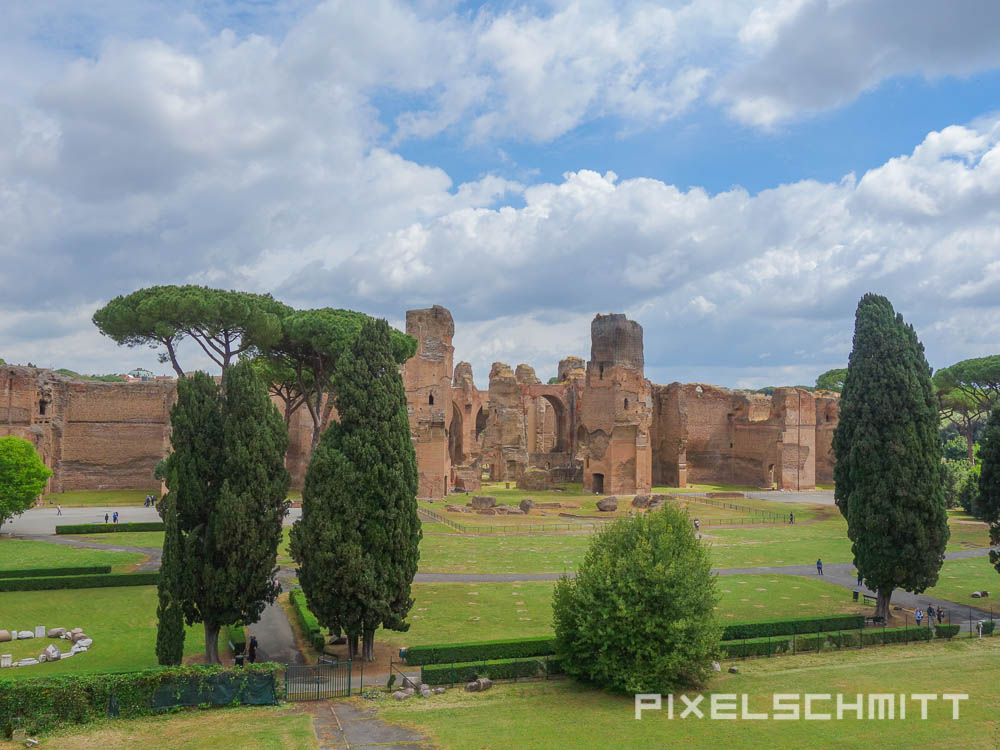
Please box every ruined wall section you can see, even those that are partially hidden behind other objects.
[403,305,454,498]
[814,394,839,484]
[449,361,486,491]
[578,314,652,494]
[481,363,528,481]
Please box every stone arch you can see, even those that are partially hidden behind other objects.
[449,403,464,465]
[538,394,567,452]
[475,406,487,439]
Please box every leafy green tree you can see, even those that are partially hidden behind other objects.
[249,355,310,426]
[160,362,290,663]
[942,457,973,509]
[93,285,289,378]
[0,436,53,528]
[290,318,421,662]
[261,308,416,456]
[546,376,560,385]
[815,367,848,393]
[155,496,186,666]
[552,505,720,693]
[959,463,982,517]
[833,294,948,621]
[934,357,1000,463]
[977,407,1000,574]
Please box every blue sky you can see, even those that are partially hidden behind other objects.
[3,1,1000,388]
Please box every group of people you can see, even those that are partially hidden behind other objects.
[104,511,119,524]
[143,495,157,507]
[915,607,945,626]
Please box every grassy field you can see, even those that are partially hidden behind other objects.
[382,575,861,650]
[925,557,1000,612]
[64,532,165,548]
[0,586,220,678]
[0,538,145,573]
[0,706,316,749]
[380,638,1000,748]
[418,531,591,574]
[40,490,157,507]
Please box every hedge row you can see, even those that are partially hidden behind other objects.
[289,589,325,651]
[55,522,165,535]
[0,566,111,579]
[404,636,556,666]
[0,572,158,592]
[421,656,563,686]
[721,614,866,641]
[982,621,996,636]
[0,663,280,736]
[720,626,934,658]
[935,624,961,639]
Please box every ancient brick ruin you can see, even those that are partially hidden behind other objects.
[2,304,838,498]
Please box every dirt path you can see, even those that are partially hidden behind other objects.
[308,700,430,749]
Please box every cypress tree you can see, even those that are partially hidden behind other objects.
[977,407,1000,573]
[161,363,290,663]
[833,294,948,621]
[291,318,420,662]
[155,496,185,665]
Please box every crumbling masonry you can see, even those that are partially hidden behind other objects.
[2,305,837,498]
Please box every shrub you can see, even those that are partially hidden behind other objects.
[935,624,961,639]
[720,636,792,658]
[421,656,562,686]
[289,589,325,651]
[553,505,720,693]
[0,664,280,736]
[0,566,111,579]
[720,626,933,657]
[227,624,247,655]
[0,572,158,592]
[721,615,865,641]
[404,636,556,666]
[981,621,996,636]
[55,522,165,535]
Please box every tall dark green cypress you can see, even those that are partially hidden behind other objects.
[291,318,420,662]
[977,407,1000,574]
[155,496,185,665]
[161,363,289,663]
[833,294,948,621]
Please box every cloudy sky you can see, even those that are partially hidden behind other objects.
[3,0,1000,388]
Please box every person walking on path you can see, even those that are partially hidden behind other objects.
[113,511,118,524]
[56,505,62,516]
[693,519,700,531]
[927,606,935,625]
[789,511,794,524]
[915,609,924,626]
[105,513,109,524]
[857,572,863,587]
[816,558,823,575]
[937,608,945,625]
[248,635,258,664]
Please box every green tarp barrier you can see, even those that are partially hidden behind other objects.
[150,673,277,709]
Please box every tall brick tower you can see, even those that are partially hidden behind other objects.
[402,306,455,498]
[577,313,652,494]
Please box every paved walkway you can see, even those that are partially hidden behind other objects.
[309,700,430,750]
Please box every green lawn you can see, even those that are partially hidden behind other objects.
[41,490,156,507]
[381,638,1000,748]
[0,586,219,678]
[64,532,165,548]
[385,575,861,650]
[924,557,1000,612]
[0,538,145,573]
[0,706,316,749]
[418,532,590,574]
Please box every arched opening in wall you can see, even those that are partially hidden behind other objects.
[539,394,566,452]
[767,464,775,489]
[475,407,487,440]
[624,398,628,410]
[428,393,434,406]
[592,472,605,494]
[599,365,604,380]
[449,403,464,465]
[38,400,47,416]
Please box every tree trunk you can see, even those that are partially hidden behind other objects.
[309,388,325,458]
[347,633,359,662]
[204,621,221,664]
[362,627,375,662]
[968,430,976,464]
[875,588,893,622]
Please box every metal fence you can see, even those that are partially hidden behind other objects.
[677,494,786,524]
[284,661,351,701]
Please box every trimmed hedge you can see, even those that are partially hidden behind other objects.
[982,621,996,636]
[404,636,556,666]
[289,589,325,651]
[935,624,961,639]
[55,522,165,535]
[0,566,111,579]
[721,614,865,641]
[421,656,562,686]
[0,572,158,592]
[0,663,280,736]
[720,626,934,658]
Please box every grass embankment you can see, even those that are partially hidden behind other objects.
[0,706,316,750]
[380,638,1000,748]
[40,490,156,507]
[63,532,166,548]
[380,575,861,649]
[0,538,144,574]
[0,586,219,678]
